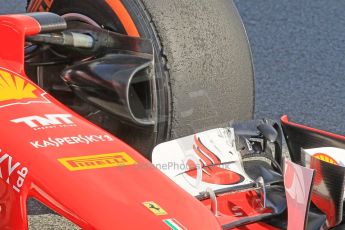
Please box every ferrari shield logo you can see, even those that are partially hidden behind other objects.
[142,201,167,216]
[0,69,50,108]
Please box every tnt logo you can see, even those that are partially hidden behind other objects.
[0,149,28,193]
[58,152,137,171]
[11,114,75,130]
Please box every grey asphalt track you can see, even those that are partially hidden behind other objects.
[1,0,345,229]
[234,0,345,135]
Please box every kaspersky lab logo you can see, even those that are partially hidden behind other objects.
[0,69,50,108]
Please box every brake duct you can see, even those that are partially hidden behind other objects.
[61,53,154,125]
[27,19,155,126]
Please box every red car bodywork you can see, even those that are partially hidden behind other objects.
[0,15,223,229]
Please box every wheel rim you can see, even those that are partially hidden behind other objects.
[62,13,100,27]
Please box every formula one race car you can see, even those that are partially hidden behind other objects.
[1,6,345,230]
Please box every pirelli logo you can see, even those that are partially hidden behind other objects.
[58,152,137,171]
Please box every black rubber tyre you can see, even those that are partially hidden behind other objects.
[28,0,254,155]
[137,0,255,138]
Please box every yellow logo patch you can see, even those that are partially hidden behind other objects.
[313,153,338,165]
[0,69,50,108]
[58,152,137,171]
[143,201,168,216]
[0,70,38,101]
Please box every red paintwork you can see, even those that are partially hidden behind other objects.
[186,135,243,185]
[0,15,222,229]
[281,115,345,142]
[202,190,272,228]
[186,163,242,185]
[194,135,221,165]
[0,15,40,74]
[234,223,280,230]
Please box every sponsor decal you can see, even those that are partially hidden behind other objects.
[30,134,113,148]
[313,153,338,165]
[186,135,243,185]
[28,0,53,12]
[0,148,28,192]
[142,201,167,216]
[58,152,137,171]
[152,128,254,197]
[0,69,50,108]
[163,219,186,230]
[11,114,75,130]
[304,147,345,167]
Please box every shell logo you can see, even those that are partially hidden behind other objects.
[0,69,50,108]
[313,153,338,165]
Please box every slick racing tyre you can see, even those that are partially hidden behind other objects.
[27,0,254,158]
